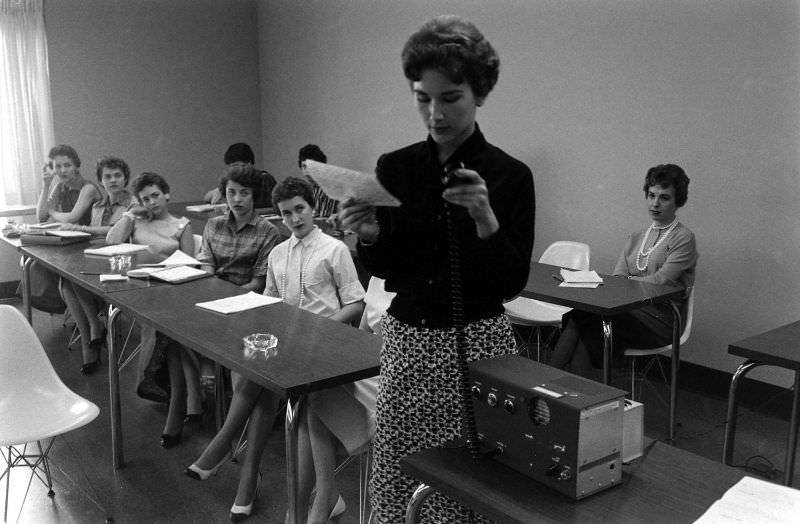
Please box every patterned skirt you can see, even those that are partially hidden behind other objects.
[369,313,516,523]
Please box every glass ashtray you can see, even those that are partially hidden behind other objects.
[243,333,278,359]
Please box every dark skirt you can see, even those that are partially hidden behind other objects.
[369,313,516,524]
[567,302,675,368]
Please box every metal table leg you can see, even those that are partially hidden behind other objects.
[405,483,434,524]
[21,255,32,323]
[784,371,800,485]
[668,302,682,442]
[107,304,125,469]
[602,319,613,385]
[285,395,304,524]
[722,360,761,466]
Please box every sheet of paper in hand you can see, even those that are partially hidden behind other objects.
[303,160,401,207]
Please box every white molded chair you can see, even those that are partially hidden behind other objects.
[0,305,100,521]
[504,241,591,360]
[193,233,203,258]
[624,287,695,402]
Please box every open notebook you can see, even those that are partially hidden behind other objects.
[127,265,210,284]
[21,230,92,246]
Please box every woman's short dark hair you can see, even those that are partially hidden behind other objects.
[643,164,690,207]
[272,176,314,209]
[96,156,130,185]
[401,15,500,99]
[133,172,170,201]
[298,144,327,168]
[219,164,262,195]
[48,144,81,168]
[224,143,255,165]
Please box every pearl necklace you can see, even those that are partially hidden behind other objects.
[280,232,319,309]
[636,219,679,272]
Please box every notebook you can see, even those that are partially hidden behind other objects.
[20,230,92,246]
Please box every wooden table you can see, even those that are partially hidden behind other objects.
[520,262,685,440]
[722,320,800,486]
[401,440,746,524]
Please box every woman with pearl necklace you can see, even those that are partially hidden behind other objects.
[548,164,698,378]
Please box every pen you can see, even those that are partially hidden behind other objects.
[551,274,564,283]
[80,271,102,275]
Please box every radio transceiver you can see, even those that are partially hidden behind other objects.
[470,354,627,499]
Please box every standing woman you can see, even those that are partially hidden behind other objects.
[60,156,134,374]
[339,15,535,522]
[107,172,202,447]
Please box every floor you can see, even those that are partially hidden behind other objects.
[3,303,799,524]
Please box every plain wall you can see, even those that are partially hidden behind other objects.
[257,0,800,387]
[44,0,263,204]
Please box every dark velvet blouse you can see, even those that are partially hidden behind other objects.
[358,125,535,328]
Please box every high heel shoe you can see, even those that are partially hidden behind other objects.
[160,429,182,448]
[229,472,261,522]
[184,453,228,481]
[80,356,101,375]
[328,495,346,520]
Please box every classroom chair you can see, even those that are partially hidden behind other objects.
[503,241,590,361]
[0,304,101,522]
[623,286,695,403]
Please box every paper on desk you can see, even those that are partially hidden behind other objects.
[693,476,800,523]
[84,243,150,256]
[559,281,602,289]
[303,160,401,207]
[195,292,282,314]
[99,274,129,282]
[185,203,227,213]
[160,250,202,266]
[560,269,603,283]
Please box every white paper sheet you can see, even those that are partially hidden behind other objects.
[99,274,129,282]
[560,268,604,284]
[303,160,401,206]
[84,243,150,256]
[693,476,800,523]
[195,291,282,314]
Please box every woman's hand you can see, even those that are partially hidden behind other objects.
[41,161,54,185]
[127,204,151,220]
[442,167,499,239]
[338,198,380,244]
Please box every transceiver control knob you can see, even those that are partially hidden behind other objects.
[503,399,515,413]
[471,385,482,399]
[487,392,498,407]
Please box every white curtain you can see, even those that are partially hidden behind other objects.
[0,0,54,207]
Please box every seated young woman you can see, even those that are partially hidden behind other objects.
[197,163,281,291]
[59,156,134,374]
[298,276,394,523]
[26,144,101,314]
[106,172,202,448]
[184,177,364,523]
[548,164,698,377]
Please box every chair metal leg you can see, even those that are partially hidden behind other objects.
[405,483,434,524]
[722,360,761,465]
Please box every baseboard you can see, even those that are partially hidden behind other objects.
[665,356,795,421]
[0,280,20,300]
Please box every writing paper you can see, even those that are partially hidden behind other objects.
[195,292,282,314]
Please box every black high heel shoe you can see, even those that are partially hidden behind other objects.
[80,356,102,375]
[160,429,182,448]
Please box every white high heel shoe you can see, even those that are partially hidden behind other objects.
[229,472,262,522]
[328,495,346,521]
[184,453,228,481]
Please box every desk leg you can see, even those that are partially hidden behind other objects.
[722,360,761,466]
[405,483,434,524]
[668,302,682,443]
[285,395,303,524]
[602,319,613,384]
[107,304,125,469]
[21,255,32,323]
[784,371,800,486]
